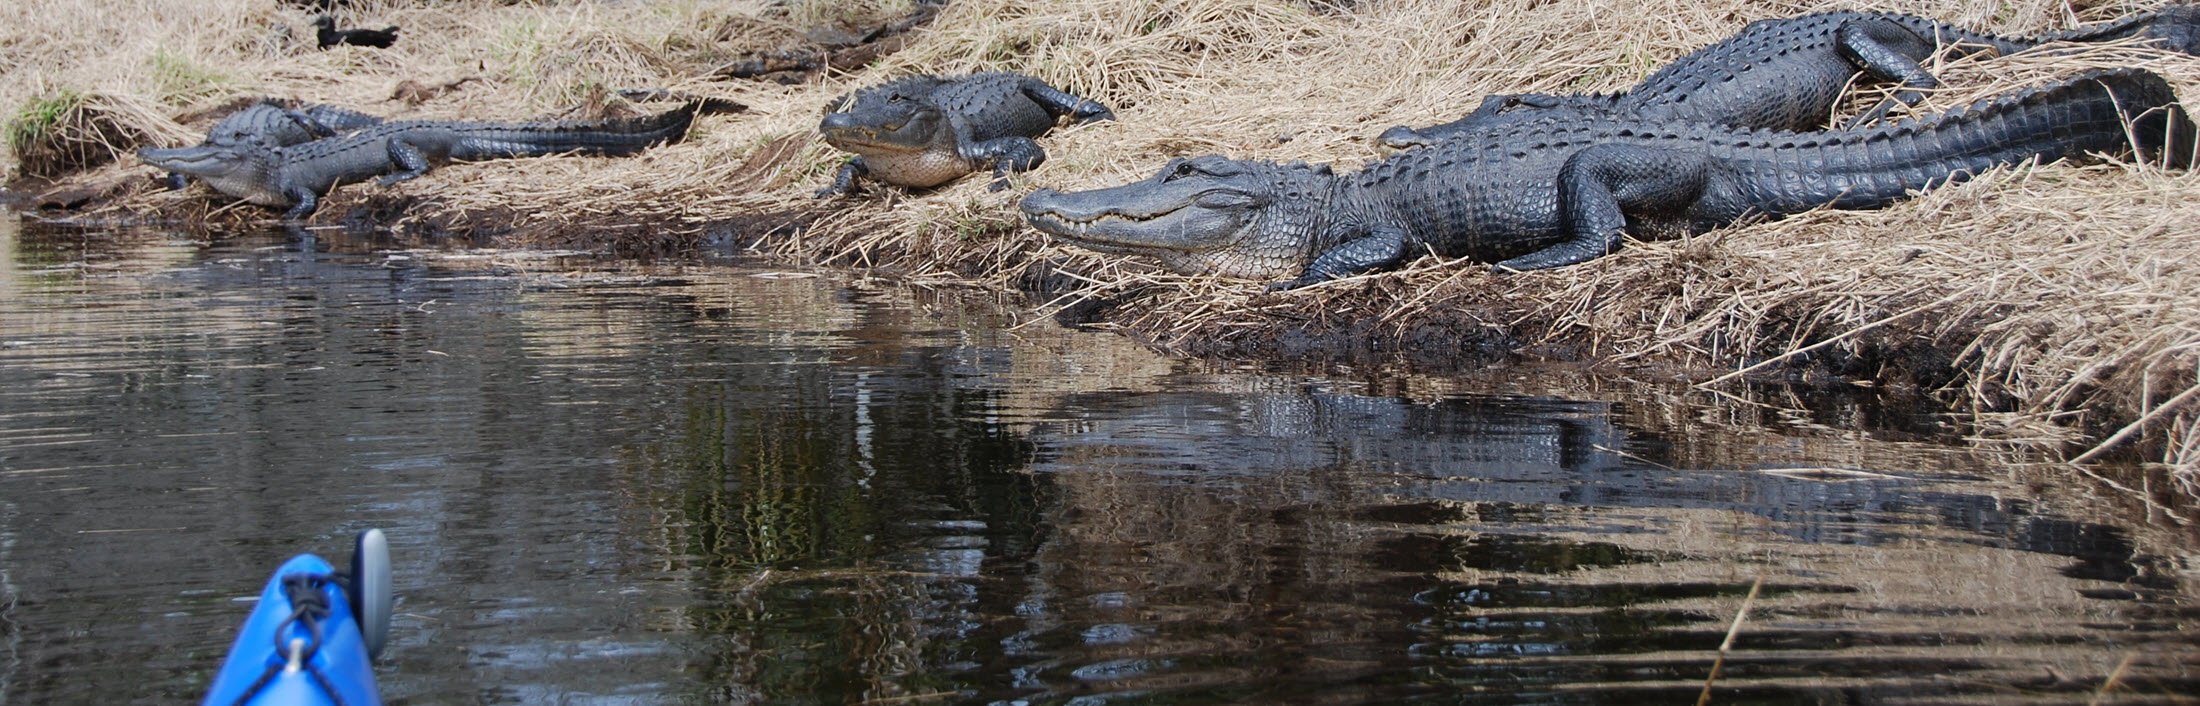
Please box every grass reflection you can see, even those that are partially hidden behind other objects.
[625,367,1041,703]
[671,382,856,571]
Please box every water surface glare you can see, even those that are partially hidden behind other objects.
[0,222,2192,704]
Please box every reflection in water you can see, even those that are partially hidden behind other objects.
[0,221,2192,705]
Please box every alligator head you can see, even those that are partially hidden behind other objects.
[1020,155,1336,280]
[136,138,286,207]
[817,75,953,154]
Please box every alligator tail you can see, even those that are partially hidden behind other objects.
[1877,67,2193,188]
[1757,68,2192,211]
[2058,66,2196,169]
[450,99,739,160]
[1885,15,2047,57]
[1887,9,2200,59]
[2035,5,2200,54]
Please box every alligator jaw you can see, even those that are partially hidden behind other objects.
[1019,204,1184,256]
[819,107,924,152]
[137,144,241,177]
[818,120,916,152]
[137,143,287,207]
[1020,186,1257,253]
[1018,177,1304,280]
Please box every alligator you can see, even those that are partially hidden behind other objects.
[815,71,1114,197]
[153,99,387,189]
[1378,6,2200,150]
[138,100,739,219]
[1023,68,2194,289]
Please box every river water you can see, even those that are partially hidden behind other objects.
[0,219,2192,704]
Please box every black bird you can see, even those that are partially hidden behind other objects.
[314,15,399,49]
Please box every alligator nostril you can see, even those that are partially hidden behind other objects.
[820,113,858,131]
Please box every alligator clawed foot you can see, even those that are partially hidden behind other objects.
[1075,102,1116,123]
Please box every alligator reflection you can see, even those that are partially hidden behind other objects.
[991,392,2187,702]
[647,381,2190,703]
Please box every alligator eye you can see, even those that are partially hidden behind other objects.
[1168,161,1197,180]
[888,94,907,103]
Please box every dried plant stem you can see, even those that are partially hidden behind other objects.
[1696,576,1764,706]
[2069,381,2200,464]
[1701,280,1987,387]
[2089,652,2137,706]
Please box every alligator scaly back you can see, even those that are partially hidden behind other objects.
[437,99,740,161]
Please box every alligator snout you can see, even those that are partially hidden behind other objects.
[819,112,861,132]
[1018,188,1062,213]
[1018,188,1106,224]
[1374,125,1430,153]
[136,144,218,169]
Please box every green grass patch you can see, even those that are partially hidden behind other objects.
[7,90,84,155]
[146,48,232,104]
[490,17,549,89]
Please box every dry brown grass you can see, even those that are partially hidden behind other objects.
[6,0,2200,478]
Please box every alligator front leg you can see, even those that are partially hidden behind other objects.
[967,137,1047,192]
[376,137,438,187]
[1021,82,1115,123]
[282,108,339,140]
[1269,224,1410,291]
[1495,143,1714,272]
[1837,18,1951,128]
[280,186,322,221]
[814,157,869,198]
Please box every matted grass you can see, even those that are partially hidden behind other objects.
[6,0,2200,479]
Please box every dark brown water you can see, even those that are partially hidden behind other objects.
[0,220,2193,705]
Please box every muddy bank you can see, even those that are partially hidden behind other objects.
[6,0,2199,475]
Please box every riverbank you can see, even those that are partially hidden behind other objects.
[6,0,2198,477]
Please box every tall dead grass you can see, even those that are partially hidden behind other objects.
[5,0,2199,477]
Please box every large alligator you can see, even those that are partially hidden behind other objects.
[1023,68,2194,289]
[139,100,739,219]
[815,71,1113,197]
[1378,6,2200,149]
